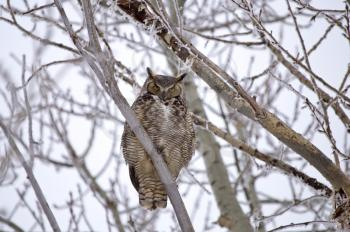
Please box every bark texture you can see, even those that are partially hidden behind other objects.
[116,0,350,195]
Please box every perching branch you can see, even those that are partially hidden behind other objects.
[53,0,194,231]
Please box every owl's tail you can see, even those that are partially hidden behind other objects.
[129,162,168,210]
[139,182,168,210]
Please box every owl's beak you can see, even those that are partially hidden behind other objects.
[159,92,167,101]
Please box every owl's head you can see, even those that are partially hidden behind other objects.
[145,67,186,100]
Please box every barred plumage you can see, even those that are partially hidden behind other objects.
[121,68,195,210]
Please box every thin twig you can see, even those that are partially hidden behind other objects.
[267,220,332,232]
[286,0,341,167]
[0,215,25,232]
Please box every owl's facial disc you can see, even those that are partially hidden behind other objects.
[146,81,182,100]
[146,68,185,100]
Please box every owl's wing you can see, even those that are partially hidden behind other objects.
[120,95,146,165]
[121,94,154,193]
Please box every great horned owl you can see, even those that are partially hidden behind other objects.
[121,67,195,210]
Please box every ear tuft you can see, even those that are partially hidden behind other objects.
[146,67,154,79]
[176,73,187,82]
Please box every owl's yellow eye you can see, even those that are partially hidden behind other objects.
[147,82,160,94]
[170,85,181,97]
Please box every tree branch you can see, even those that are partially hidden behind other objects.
[115,0,350,195]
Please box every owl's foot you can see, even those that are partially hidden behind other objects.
[139,191,167,210]
[154,198,167,208]
[140,199,167,210]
